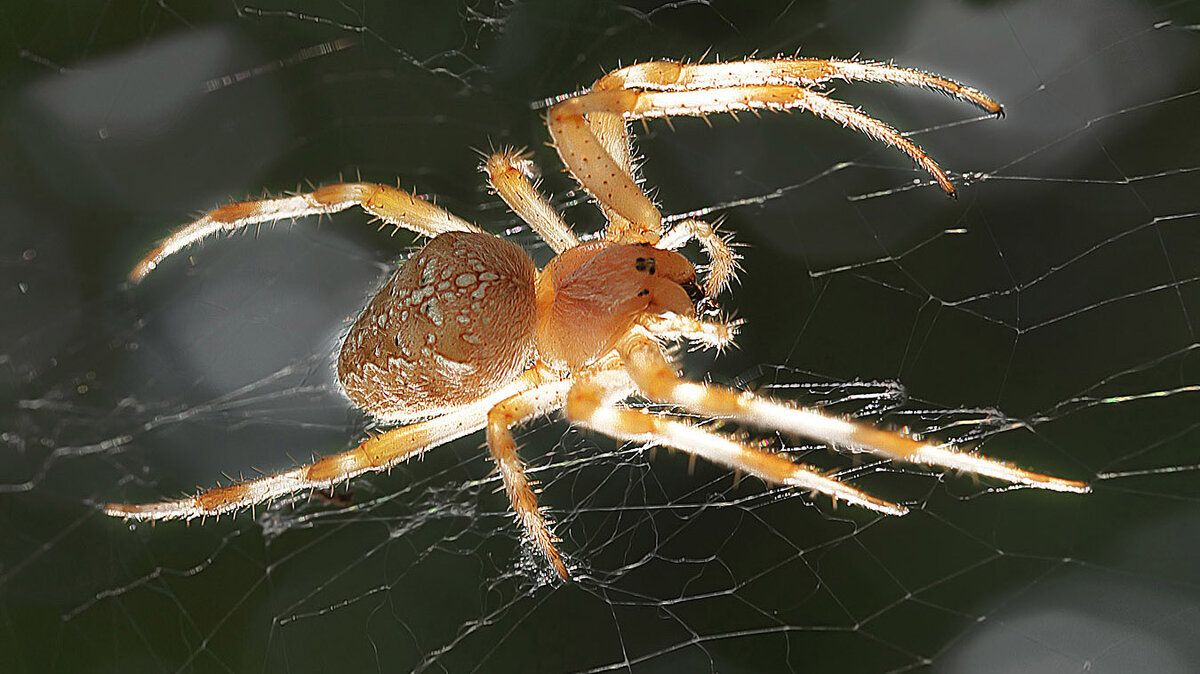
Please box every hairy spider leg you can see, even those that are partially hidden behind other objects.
[547,58,1005,246]
[484,150,581,254]
[130,183,483,283]
[553,83,959,220]
[592,59,1003,116]
[566,370,909,516]
[658,218,739,297]
[617,334,1091,494]
[549,94,642,245]
[637,313,739,351]
[104,374,537,521]
[588,58,1003,196]
[548,92,664,245]
[582,106,644,243]
[486,378,578,579]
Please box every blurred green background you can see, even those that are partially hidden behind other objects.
[3,1,1200,671]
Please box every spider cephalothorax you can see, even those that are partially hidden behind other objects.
[535,242,701,370]
[106,57,1088,579]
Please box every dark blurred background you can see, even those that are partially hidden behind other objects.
[3,1,1200,672]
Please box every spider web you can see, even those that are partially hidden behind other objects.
[4,0,1200,671]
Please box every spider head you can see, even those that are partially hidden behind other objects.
[536,242,703,369]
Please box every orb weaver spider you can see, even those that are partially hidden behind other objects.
[105,57,1089,579]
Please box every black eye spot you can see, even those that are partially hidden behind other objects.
[634,257,657,274]
[637,289,650,297]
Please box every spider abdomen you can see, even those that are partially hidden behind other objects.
[338,231,538,421]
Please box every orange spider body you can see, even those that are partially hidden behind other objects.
[107,57,1088,580]
[534,241,699,370]
[339,232,701,420]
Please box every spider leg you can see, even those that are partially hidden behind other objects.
[555,84,957,203]
[594,59,1002,116]
[103,376,538,521]
[579,105,645,244]
[658,218,739,297]
[131,182,483,283]
[617,333,1091,494]
[548,91,664,244]
[638,313,739,352]
[548,59,1001,242]
[485,378,577,579]
[483,150,580,253]
[565,370,908,516]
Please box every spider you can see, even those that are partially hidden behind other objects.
[105,57,1089,579]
